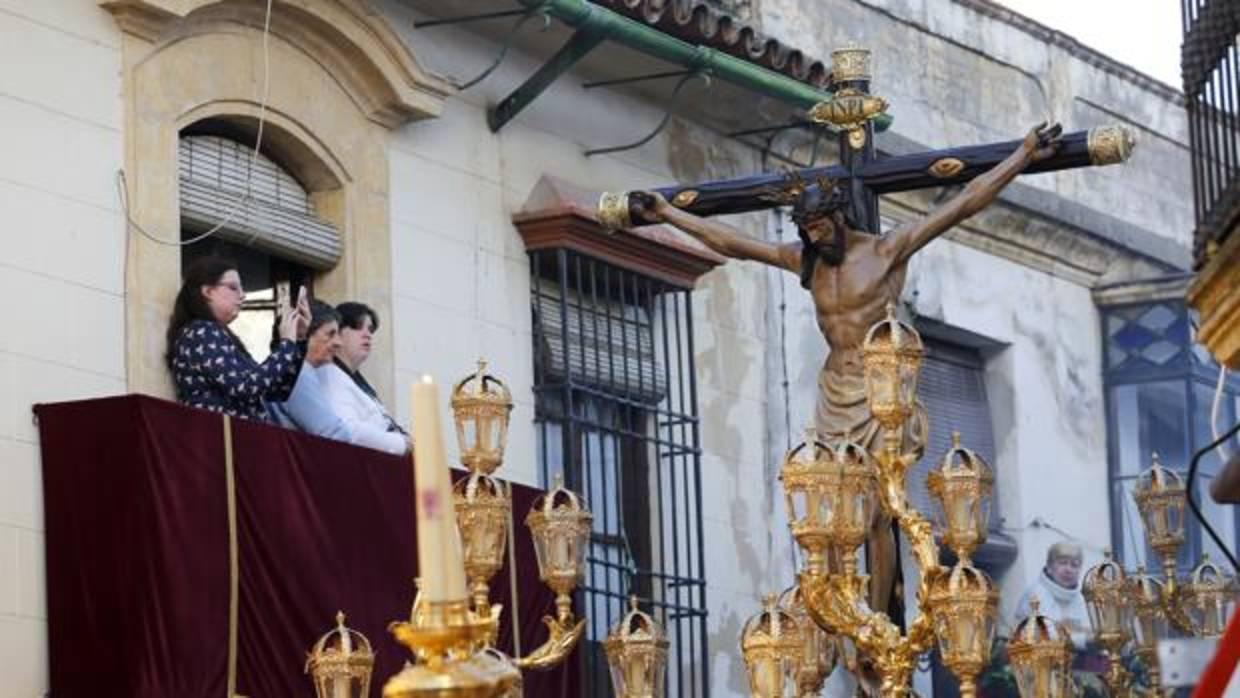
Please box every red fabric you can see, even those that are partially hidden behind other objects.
[1194,608,1240,698]
[35,394,578,698]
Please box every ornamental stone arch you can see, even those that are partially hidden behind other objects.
[102,0,452,401]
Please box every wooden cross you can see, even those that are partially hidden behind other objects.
[636,50,1134,233]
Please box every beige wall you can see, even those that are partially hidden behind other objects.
[0,2,126,693]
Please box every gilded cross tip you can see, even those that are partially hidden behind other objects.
[335,610,346,627]
[762,593,777,610]
[552,472,564,489]
[629,595,640,611]
[885,302,897,318]
[951,431,962,448]
[1029,597,1040,614]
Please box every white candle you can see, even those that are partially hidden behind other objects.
[411,375,468,602]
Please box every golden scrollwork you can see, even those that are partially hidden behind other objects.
[597,191,632,232]
[928,157,966,179]
[1087,125,1137,166]
[831,46,872,83]
[808,89,889,150]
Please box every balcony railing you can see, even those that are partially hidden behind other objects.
[1181,0,1240,267]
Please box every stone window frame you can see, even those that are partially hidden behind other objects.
[101,0,452,404]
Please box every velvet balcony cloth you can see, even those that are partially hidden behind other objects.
[35,394,577,698]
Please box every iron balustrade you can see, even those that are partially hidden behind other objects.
[529,247,710,697]
[1181,0,1240,267]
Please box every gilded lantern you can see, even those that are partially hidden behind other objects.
[603,596,669,698]
[927,562,998,696]
[741,594,805,698]
[861,303,924,430]
[452,472,512,611]
[451,360,513,475]
[926,432,993,561]
[306,612,375,698]
[777,584,837,696]
[1183,555,1237,637]
[1131,453,1186,569]
[525,475,592,621]
[780,431,877,572]
[1082,554,1132,647]
[1127,567,1168,684]
[1007,599,1074,698]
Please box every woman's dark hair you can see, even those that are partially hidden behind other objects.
[308,299,341,337]
[337,301,379,333]
[165,256,238,369]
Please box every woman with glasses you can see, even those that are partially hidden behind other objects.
[166,256,309,421]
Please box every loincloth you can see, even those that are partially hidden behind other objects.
[815,361,927,453]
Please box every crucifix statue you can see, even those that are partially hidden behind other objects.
[596,47,1135,635]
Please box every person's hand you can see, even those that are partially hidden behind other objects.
[1023,121,1063,164]
[293,288,311,340]
[277,305,301,342]
[629,190,671,224]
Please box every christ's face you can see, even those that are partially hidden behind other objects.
[804,214,846,266]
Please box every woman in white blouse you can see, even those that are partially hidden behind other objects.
[320,301,410,455]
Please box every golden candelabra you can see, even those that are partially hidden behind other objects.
[1076,453,1238,695]
[1007,599,1074,697]
[446,361,592,674]
[748,303,1002,697]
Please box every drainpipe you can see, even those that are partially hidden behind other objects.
[487,0,892,132]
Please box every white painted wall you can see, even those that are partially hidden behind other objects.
[0,1,125,694]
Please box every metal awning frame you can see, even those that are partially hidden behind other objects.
[411,0,893,148]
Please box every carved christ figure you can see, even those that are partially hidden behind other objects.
[629,122,1062,608]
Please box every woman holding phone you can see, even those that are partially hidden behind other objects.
[166,256,310,421]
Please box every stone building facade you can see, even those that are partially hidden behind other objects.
[0,0,1214,696]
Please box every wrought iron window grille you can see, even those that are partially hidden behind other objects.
[530,247,710,697]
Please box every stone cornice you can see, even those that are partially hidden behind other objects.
[948,0,1183,103]
[98,0,454,127]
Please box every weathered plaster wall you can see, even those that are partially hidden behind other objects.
[375,4,791,693]
[755,0,1191,255]
[0,2,126,694]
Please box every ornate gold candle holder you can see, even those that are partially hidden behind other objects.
[306,612,375,698]
[604,596,670,698]
[787,306,1000,696]
[1008,599,1074,698]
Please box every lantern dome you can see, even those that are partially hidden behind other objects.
[305,612,375,698]
[450,359,514,474]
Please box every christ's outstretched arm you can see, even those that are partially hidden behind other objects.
[632,191,802,273]
[882,122,1063,265]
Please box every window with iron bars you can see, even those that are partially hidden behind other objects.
[529,247,709,698]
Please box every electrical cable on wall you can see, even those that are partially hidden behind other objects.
[1186,418,1240,573]
[116,0,275,247]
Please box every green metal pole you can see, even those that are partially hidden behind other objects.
[513,0,893,130]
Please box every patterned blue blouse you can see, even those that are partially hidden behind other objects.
[171,319,303,421]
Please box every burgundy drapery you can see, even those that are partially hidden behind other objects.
[35,395,578,698]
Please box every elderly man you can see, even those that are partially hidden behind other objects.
[1015,542,1091,649]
